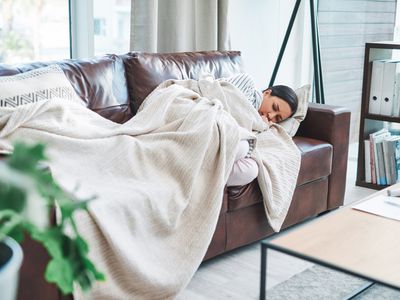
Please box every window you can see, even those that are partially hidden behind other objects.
[0,0,70,64]
[0,0,131,63]
[93,0,131,56]
[94,18,107,36]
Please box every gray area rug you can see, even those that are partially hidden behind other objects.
[267,265,400,299]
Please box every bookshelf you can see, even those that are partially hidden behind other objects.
[356,41,400,190]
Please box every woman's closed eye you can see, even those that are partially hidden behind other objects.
[272,103,283,122]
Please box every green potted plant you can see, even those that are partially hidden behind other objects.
[0,142,104,300]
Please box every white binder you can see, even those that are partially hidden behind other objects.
[380,60,400,116]
[369,60,385,114]
[393,72,400,117]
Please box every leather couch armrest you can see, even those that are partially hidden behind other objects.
[296,103,351,210]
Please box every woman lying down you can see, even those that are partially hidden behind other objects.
[222,73,298,187]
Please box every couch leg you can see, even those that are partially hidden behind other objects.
[317,207,339,217]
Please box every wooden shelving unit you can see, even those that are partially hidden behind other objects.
[356,41,400,189]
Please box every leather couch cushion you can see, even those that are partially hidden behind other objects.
[227,136,332,211]
[227,179,262,212]
[294,136,332,186]
[0,55,132,124]
[225,178,328,251]
[122,51,244,114]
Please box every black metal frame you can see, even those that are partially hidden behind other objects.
[269,0,325,104]
[259,241,400,300]
[68,0,73,59]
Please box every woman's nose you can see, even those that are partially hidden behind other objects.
[267,112,277,121]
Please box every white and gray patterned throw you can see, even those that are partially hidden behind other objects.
[0,64,83,108]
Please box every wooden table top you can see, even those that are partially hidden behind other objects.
[266,185,400,289]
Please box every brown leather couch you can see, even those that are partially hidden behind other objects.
[0,51,350,299]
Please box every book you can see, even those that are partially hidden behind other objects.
[376,140,386,185]
[364,139,371,183]
[369,128,390,185]
[382,135,400,185]
[395,139,400,183]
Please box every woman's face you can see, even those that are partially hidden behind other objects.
[258,89,292,123]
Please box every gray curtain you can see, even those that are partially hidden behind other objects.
[130,0,231,52]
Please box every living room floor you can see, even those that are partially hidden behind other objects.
[178,143,376,300]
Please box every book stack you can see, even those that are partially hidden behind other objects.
[364,128,400,185]
[369,59,400,116]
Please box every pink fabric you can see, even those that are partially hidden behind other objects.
[227,140,259,187]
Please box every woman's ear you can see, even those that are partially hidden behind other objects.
[263,89,272,96]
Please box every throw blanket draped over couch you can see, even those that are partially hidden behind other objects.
[0,77,300,299]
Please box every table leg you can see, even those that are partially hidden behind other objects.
[260,243,267,300]
[344,282,374,300]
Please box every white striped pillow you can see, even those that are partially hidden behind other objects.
[279,84,311,137]
[0,64,83,108]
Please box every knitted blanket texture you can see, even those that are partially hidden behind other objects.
[0,77,300,299]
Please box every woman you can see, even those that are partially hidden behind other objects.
[223,73,298,187]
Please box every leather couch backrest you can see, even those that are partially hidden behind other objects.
[0,51,243,122]
[122,51,243,114]
[0,54,131,123]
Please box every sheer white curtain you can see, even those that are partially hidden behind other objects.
[130,0,231,52]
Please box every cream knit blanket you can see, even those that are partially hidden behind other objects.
[163,77,301,231]
[0,77,300,299]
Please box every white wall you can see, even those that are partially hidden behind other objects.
[229,0,313,91]
[395,0,400,41]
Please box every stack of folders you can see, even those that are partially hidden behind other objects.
[369,59,400,116]
[364,128,400,185]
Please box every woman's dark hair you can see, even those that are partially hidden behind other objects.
[263,85,298,117]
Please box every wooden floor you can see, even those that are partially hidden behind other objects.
[178,143,376,299]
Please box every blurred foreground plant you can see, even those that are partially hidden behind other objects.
[0,142,104,294]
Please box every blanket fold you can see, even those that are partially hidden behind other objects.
[0,77,300,299]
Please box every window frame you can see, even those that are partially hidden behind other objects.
[69,0,94,59]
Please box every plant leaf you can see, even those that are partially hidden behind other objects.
[7,142,46,172]
[75,235,105,281]
[29,226,64,259]
[81,257,106,281]
[75,235,89,254]
[45,257,74,295]
[0,210,22,240]
[59,200,88,220]
[0,181,27,213]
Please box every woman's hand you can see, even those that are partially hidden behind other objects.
[260,115,273,126]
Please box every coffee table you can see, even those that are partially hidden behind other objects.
[259,187,400,299]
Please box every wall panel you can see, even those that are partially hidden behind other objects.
[318,0,396,143]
